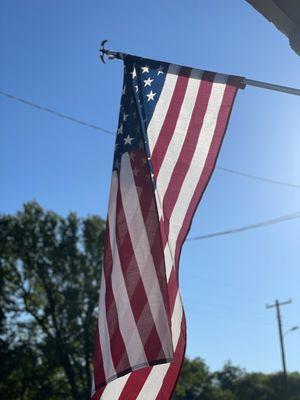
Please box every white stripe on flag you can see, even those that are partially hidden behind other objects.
[171,292,183,348]
[168,75,227,258]
[136,364,170,400]
[147,64,181,150]
[108,172,148,368]
[163,240,174,281]
[101,374,130,399]
[119,153,173,358]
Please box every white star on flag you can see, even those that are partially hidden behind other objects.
[144,77,154,87]
[141,65,150,73]
[130,68,137,79]
[117,125,123,135]
[157,65,164,75]
[124,134,134,145]
[146,90,157,102]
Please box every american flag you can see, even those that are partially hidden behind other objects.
[92,55,244,399]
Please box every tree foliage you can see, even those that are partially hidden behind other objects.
[0,201,105,399]
[173,357,214,400]
[174,358,300,400]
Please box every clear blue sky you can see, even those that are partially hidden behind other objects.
[1,0,299,373]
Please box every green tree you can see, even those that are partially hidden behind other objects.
[0,201,105,400]
[173,357,214,399]
[174,358,300,400]
[173,357,236,400]
[235,372,273,400]
[214,361,244,394]
[287,372,300,400]
[233,370,300,400]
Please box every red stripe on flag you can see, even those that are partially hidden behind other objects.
[166,267,178,315]
[92,385,105,400]
[92,326,106,394]
[159,217,169,249]
[119,367,153,400]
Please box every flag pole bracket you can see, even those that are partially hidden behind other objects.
[100,40,124,63]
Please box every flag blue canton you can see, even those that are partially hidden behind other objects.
[113,56,169,171]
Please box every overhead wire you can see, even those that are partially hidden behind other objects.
[187,211,300,241]
[186,274,278,299]
[218,166,300,189]
[0,90,115,136]
[189,307,275,327]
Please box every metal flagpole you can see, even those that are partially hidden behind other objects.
[242,78,300,97]
[100,41,300,97]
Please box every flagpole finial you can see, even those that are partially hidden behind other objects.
[99,40,124,63]
[99,40,108,63]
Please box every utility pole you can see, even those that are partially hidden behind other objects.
[266,299,292,400]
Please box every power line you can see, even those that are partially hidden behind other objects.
[1,89,300,189]
[0,90,115,136]
[188,274,278,299]
[217,166,300,189]
[187,211,300,241]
